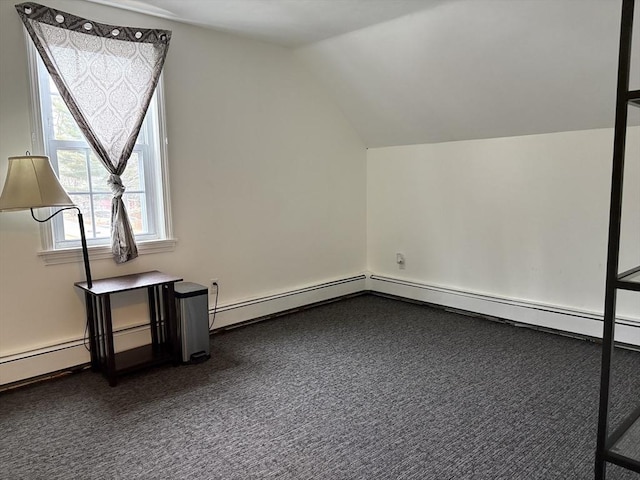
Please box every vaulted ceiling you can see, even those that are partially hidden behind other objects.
[89,0,639,146]
[86,0,435,46]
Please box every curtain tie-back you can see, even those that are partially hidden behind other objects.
[108,174,125,199]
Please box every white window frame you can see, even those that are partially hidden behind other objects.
[24,33,176,265]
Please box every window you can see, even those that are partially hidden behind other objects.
[27,40,174,261]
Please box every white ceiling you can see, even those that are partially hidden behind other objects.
[86,0,639,146]
[297,0,640,146]
[85,0,436,47]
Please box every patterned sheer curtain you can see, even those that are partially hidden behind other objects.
[16,2,171,263]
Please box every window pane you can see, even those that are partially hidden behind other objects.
[89,153,144,192]
[57,150,89,192]
[64,194,93,240]
[33,50,168,250]
[48,76,59,95]
[89,153,111,193]
[93,194,112,239]
[121,152,143,191]
[50,83,83,141]
[123,193,146,235]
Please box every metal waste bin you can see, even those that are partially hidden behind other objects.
[175,282,211,363]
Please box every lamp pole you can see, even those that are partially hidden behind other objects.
[31,206,92,288]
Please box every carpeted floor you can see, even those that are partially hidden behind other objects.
[1,294,639,479]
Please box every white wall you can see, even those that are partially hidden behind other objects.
[367,128,640,341]
[0,0,366,383]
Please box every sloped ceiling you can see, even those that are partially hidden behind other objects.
[89,0,639,147]
[296,0,640,146]
[86,0,435,46]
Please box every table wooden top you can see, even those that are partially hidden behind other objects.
[74,270,183,295]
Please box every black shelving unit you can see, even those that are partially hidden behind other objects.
[595,0,640,478]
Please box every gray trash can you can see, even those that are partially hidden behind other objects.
[175,282,211,363]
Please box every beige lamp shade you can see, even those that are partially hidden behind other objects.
[0,155,74,211]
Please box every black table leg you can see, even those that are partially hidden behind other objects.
[100,294,117,387]
[85,292,99,371]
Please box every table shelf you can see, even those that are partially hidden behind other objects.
[617,265,640,291]
[114,345,174,374]
[606,405,640,472]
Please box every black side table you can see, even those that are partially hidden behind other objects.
[75,270,183,386]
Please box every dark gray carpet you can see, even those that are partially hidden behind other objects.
[1,294,639,479]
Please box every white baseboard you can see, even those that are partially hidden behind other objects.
[209,274,367,329]
[0,325,152,387]
[0,274,367,387]
[368,274,640,346]
[3,272,635,387]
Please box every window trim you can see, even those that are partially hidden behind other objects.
[37,239,178,265]
[24,30,176,264]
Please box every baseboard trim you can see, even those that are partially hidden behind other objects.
[0,324,155,388]
[368,274,640,346]
[0,274,367,387]
[208,274,367,329]
[212,291,367,333]
[3,271,636,388]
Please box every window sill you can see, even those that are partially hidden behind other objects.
[37,238,178,265]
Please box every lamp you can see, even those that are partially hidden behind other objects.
[0,154,92,288]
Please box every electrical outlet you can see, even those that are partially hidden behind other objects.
[210,278,219,287]
[396,253,406,270]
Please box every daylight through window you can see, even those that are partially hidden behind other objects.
[30,45,171,251]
